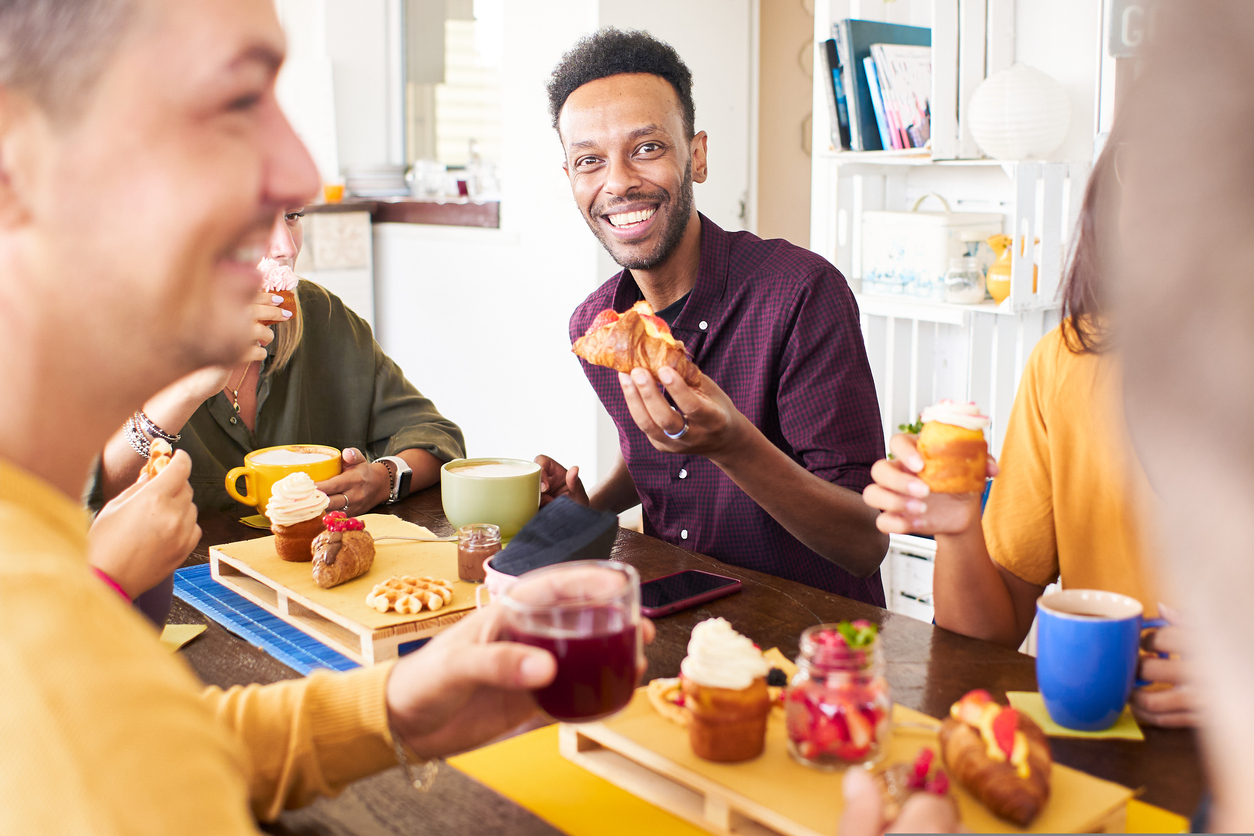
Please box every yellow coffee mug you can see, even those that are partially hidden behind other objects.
[225,444,341,519]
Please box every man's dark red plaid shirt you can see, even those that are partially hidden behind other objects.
[570,215,887,606]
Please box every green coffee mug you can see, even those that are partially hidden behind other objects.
[440,457,541,540]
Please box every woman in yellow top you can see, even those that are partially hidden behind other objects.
[861,142,1195,727]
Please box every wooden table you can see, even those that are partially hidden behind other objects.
[173,487,1205,834]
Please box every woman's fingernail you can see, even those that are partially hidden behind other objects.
[632,368,650,385]
[909,480,930,498]
[907,500,927,514]
[658,367,674,385]
[282,309,293,318]
[272,295,283,304]
[909,456,924,471]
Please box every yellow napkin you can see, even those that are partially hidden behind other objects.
[159,624,205,652]
[1007,691,1144,740]
[1126,799,1189,833]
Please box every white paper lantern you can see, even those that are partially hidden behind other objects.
[968,64,1071,160]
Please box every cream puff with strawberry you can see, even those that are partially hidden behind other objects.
[939,689,1051,826]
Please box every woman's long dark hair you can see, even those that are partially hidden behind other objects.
[1059,136,1120,354]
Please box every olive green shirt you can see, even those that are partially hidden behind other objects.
[91,281,465,516]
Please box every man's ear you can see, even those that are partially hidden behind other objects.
[0,88,40,229]
[690,131,709,184]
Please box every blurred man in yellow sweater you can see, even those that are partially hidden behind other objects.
[0,0,559,831]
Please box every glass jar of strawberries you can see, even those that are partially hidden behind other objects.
[785,620,892,769]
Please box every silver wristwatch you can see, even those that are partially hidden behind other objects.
[378,456,412,504]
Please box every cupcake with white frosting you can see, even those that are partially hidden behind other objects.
[680,618,772,762]
[267,472,330,561]
[916,400,990,494]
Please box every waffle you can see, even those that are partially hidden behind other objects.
[365,575,454,614]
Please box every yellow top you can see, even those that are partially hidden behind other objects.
[982,324,1161,613]
[0,457,397,833]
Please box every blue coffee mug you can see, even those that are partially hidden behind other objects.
[1036,589,1167,731]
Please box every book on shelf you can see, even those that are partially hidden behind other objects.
[862,57,894,149]
[867,43,932,150]
[832,19,931,152]
[820,38,852,150]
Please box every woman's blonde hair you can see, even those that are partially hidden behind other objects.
[266,283,304,376]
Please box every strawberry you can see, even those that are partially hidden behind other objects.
[912,747,934,788]
[640,313,673,339]
[322,512,365,532]
[829,739,872,761]
[845,701,873,751]
[990,706,1019,760]
[587,309,619,333]
[952,689,993,725]
[925,771,950,796]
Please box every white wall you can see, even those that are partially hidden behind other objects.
[325,0,393,171]
[1016,0,1101,162]
[373,0,603,473]
[599,0,753,234]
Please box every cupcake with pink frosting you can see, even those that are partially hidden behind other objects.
[258,257,299,324]
[267,472,330,561]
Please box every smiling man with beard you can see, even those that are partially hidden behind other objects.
[536,29,889,604]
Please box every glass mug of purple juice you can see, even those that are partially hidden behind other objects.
[499,560,641,723]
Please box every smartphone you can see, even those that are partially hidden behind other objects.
[639,569,742,618]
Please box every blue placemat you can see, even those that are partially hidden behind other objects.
[173,564,360,675]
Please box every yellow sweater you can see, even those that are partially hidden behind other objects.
[982,324,1161,613]
[0,457,397,833]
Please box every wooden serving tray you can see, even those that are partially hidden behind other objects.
[560,692,1132,835]
[209,514,475,665]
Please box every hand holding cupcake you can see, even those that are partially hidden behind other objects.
[862,400,998,537]
[258,256,299,324]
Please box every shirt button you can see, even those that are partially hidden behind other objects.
[229,416,238,425]
[681,529,689,540]
[678,468,688,479]
[699,320,708,330]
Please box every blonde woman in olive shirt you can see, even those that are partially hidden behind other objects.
[93,209,465,517]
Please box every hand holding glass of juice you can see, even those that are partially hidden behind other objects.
[499,560,641,722]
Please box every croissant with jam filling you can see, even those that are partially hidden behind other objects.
[939,689,1051,827]
[572,301,702,386]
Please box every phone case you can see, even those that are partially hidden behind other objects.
[640,570,742,618]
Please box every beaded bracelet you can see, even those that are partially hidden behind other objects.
[135,409,180,443]
[123,416,151,459]
[390,725,439,792]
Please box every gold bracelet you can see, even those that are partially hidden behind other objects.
[390,724,439,792]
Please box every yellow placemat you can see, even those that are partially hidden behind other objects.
[210,513,473,629]
[159,624,205,652]
[1007,691,1144,741]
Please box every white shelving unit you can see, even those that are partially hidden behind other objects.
[810,0,1091,624]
